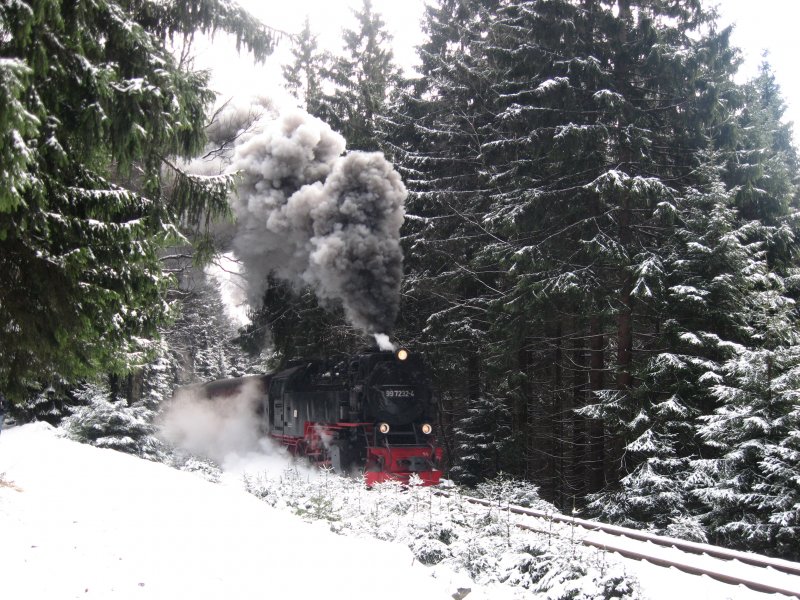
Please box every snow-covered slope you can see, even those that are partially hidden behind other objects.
[0,423,455,600]
[3,423,787,600]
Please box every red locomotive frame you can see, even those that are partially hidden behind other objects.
[272,421,443,486]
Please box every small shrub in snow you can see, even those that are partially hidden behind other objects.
[240,469,642,599]
[63,382,169,462]
[473,472,550,510]
[296,490,341,522]
[177,456,221,483]
[409,536,451,565]
[664,515,708,543]
[433,524,456,545]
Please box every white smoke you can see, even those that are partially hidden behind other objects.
[373,333,396,351]
[191,101,408,337]
[158,381,316,479]
[158,380,265,465]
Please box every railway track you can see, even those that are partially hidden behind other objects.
[438,491,800,598]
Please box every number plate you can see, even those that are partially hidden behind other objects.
[383,388,415,399]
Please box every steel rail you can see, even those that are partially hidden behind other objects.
[579,534,800,598]
[435,490,800,597]
[446,492,800,578]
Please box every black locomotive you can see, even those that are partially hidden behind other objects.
[198,348,443,485]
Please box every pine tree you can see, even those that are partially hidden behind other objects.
[393,0,748,507]
[697,344,800,558]
[240,277,364,366]
[319,0,400,151]
[165,266,254,384]
[386,0,502,481]
[18,381,71,426]
[725,60,800,236]
[0,1,279,398]
[686,62,800,557]
[63,377,169,461]
[267,3,404,358]
[282,16,326,116]
[450,392,512,487]
[588,161,763,535]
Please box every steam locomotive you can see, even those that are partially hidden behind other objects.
[200,348,443,486]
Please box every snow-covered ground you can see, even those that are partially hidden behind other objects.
[1,423,795,599]
[0,423,462,600]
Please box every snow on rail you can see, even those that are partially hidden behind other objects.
[442,491,800,598]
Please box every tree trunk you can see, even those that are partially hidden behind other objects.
[588,315,606,493]
[571,321,587,500]
[609,0,634,484]
[553,320,565,509]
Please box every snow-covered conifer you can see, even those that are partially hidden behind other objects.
[0,1,279,396]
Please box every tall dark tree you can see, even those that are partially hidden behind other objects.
[588,161,766,537]
[240,276,364,367]
[450,390,512,486]
[282,16,326,116]
[387,0,501,477]
[319,0,400,151]
[391,0,752,511]
[262,2,404,363]
[692,64,800,558]
[0,1,279,397]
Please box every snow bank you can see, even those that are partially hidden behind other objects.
[1,424,776,600]
[0,423,450,599]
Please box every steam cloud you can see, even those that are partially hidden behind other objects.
[202,103,407,336]
[159,380,264,465]
[159,382,316,479]
[373,333,396,351]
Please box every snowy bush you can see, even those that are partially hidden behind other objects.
[409,536,451,565]
[497,541,639,600]
[473,472,551,510]
[241,469,642,599]
[176,456,222,483]
[664,515,708,543]
[19,383,70,426]
[62,382,169,462]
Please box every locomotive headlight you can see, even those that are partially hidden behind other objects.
[421,423,433,435]
[396,348,409,361]
[378,422,391,434]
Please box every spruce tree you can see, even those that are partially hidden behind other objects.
[387,0,502,481]
[450,391,512,487]
[394,0,747,506]
[0,1,279,397]
[319,0,400,151]
[588,161,763,535]
[264,2,404,360]
[282,16,326,116]
[692,63,800,556]
[165,266,254,383]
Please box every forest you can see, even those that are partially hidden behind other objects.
[1,0,798,561]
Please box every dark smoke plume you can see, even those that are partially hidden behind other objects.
[217,106,406,335]
[297,152,405,333]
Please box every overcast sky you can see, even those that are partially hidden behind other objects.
[194,0,800,137]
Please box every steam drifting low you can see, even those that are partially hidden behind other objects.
[211,105,407,336]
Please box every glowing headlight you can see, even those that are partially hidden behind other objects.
[396,348,409,361]
[421,423,433,435]
[378,422,391,434]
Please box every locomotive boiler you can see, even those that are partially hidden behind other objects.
[200,348,443,486]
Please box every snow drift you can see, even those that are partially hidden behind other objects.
[0,423,450,600]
